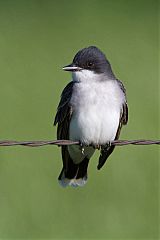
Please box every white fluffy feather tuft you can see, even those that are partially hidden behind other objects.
[58,170,87,188]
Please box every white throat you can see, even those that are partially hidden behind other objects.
[72,69,102,83]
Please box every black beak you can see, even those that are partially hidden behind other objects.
[62,63,82,72]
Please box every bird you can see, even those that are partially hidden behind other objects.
[54,46,128,187]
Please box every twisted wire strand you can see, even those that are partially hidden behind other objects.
[0,139,159,147]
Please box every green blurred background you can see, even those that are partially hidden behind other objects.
[0,0,159,239]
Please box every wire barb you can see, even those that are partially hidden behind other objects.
[0,139,159,147]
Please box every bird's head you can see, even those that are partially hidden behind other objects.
[62,46,115,82]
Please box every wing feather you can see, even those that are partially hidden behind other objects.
[54,82,77,180]
[97,80,128,170]
[54,82,74,140]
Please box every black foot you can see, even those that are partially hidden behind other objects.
[92,144,101,150]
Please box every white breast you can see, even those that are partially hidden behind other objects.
[69,71,125,146]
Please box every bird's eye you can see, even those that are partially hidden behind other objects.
[87,62,94,67]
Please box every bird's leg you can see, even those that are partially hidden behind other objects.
[102,141,112,148]
[92,144,101,150]
[79,142,102,154]
[92,141,112,150]
[106,141,112,147]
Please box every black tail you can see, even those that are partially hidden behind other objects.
[58,156,89,180]
[58,146,89,187]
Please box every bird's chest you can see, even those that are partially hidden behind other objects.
[69,81,122,144]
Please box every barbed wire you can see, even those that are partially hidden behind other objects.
[0,139,159,147]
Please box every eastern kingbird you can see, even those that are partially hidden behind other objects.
[54,46,128,187]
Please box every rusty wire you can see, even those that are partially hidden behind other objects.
[0,139,159,147]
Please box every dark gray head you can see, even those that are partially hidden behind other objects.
[63,46,115,79]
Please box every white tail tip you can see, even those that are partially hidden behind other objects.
[58,177,87,188]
